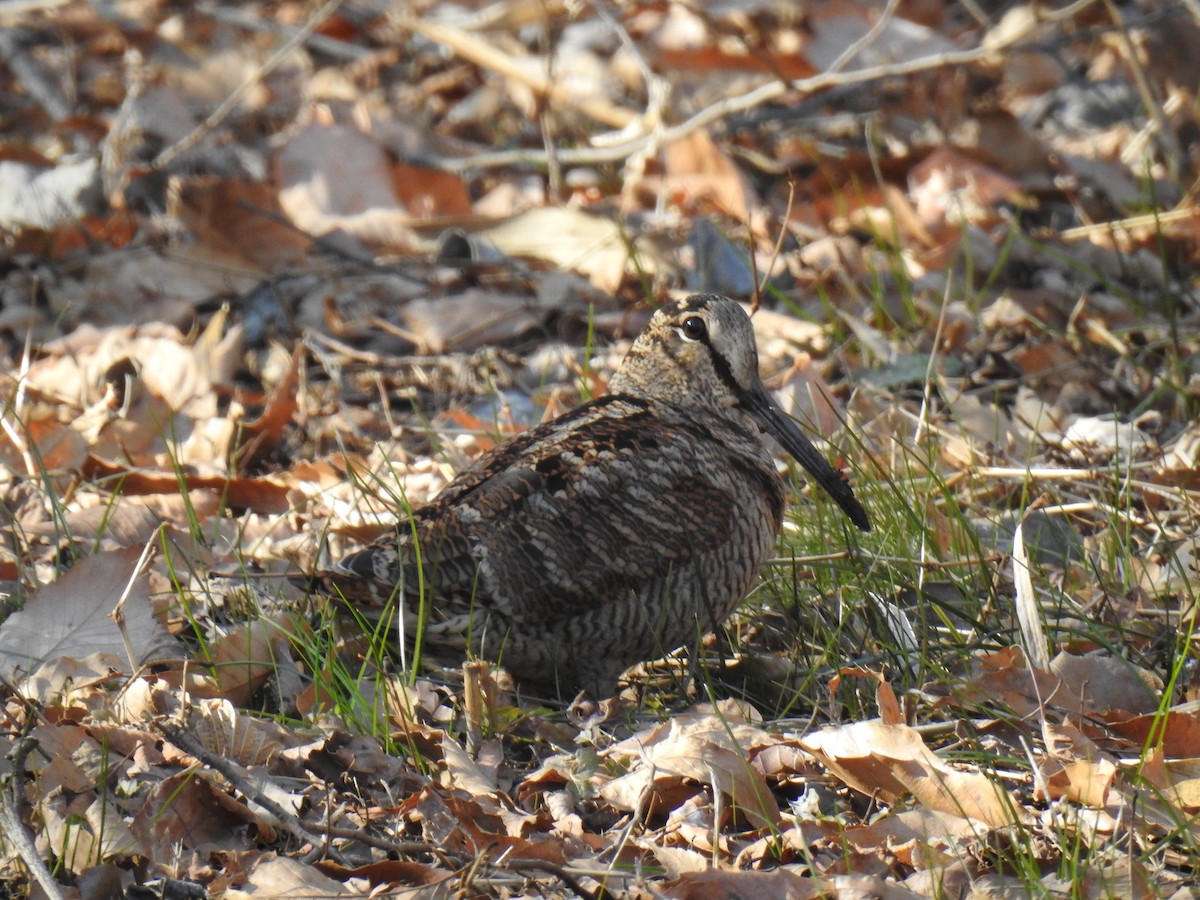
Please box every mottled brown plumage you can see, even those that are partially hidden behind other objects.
[320,294,869,699]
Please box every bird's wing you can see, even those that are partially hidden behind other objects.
[433,400,743,624]
[325,396,756,627]
[318,403,605,608]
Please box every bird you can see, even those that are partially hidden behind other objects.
[319,294,870,702]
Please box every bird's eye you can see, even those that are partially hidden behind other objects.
[680,316,707,341]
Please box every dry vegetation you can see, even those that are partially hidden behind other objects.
[1,0,1199,897]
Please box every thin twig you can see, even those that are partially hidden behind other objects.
[0,737,63,900]
[109,530,163,674]
[1059,207,1197,241]
[427,38,1037,173]
[194,1,370,62]
[159,723,343,863]
[1102,0,1183,182]
[395,13,636,130]
[0,28,71,119]
[586,0,670,144]
[537,24,564,199]
[825,0,902,75]
[153,0,346,170]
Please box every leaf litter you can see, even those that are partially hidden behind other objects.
[0,0,1199,896]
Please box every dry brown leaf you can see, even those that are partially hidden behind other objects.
[20,652,132,708]
[401,289,544,353]
[0,545,182,688]
[45,247,258,328]
[909,147,1027,230]
[943,649,1162,745]
[843,808,980,865]
[216,854,354,899]
[660,130,755,221]
[1103,707,1200,759]
[0,157,98,231]
[442,733,500,798]
[21,498,180,550]
[1140,748,1200,814]
[313,858,455,896]
[1061,415,1157,463]
[391,162,473,218]
[831,667,903,725]
[733,820,843,870]
[477,206,668,293]
[600,712,782,831]
[20,323,247,472]
[0,414,87,476]
[805,5,958,72]
[238,344,303,471]
[206,616,296,708]
[659,868,823,900]
[275,120,418,249]
[801,721,1027,828]
[182,698,286,767]
[1041,754,1119,809]
[1035,721,1121,811]
[174,176,312,271]
[82,456,293,514]
[132,771,277,863]
[1048,652,1160,718]
[39,790,142,875]
[649,5,815,79]
[939,385,1019,458]
[27,725,94,795]
[772,354,853,441]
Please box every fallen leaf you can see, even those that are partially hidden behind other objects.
[801,721,1027,828]
[0,545,182,686]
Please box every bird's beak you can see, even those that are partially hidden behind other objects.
[743,382,871,532]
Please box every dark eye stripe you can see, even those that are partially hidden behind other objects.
[686,324,746,398]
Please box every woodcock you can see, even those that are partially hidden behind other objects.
[320,294,870,700]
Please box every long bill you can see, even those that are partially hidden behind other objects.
[743,383,871,532]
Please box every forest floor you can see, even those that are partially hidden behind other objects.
[1,1,1199,897]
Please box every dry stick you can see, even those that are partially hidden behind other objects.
[314,821,619,897]
[153,0,346,170]
[958,0,991,26]
[396,15,636,131]
[824,0,902,76]
[0,28,70,119]
[0,328,43,479]
[584,0,671,203]
[535,24,564,200]
[1102,0,1184,183]
[429,38,1028,174]
[109,529,164,674]
[1059,207,1197,242]
[158,723,344,864]
[169,702,618,893]
[586,0,669,144]
[194,1,370,62]
[0,737,64,900]
[755,180,799,307]
[461,660,490,757]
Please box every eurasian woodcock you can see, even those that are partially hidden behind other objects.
[320,294,870,700]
